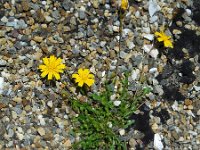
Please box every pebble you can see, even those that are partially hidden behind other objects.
[37,127,46,136]
[114,101,121,106]
[148,0,161,17]
[79,11,86,20]
[62,0,74,11]
[197,109,200,116]
[1,16,8,23]
[47,101,53,108]
[149,68,158,74]
[143,34,154,41]
[119,129,125,136]
[129,138,137,147]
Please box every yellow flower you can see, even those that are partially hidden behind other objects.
[121,0,129,11]
[72,68,95,87]
[155,31,173,48]
[38,55,66,80]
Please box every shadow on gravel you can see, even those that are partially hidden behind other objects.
[130,104,154,149]
[157,7,200,101]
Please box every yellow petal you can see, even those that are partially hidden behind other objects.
[85,79,94,87]
[50,55,56,63]
[57,64,66,70]
[43,57,49,65]
[155,32,162,37]
[164,40,173,48]
[121,0,128,10]
[78,68,84,75]
[55,58,62,66]
[41,71,48,78]
[157,37,164,42]
[83,69,90,76]
[53,72,61,80]
[88,74,94,79]
[39,65,47,71]
[48,72,53,80]
[72,74,79,79]
[78,81,84,87]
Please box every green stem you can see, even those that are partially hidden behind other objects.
[115,10,124,88]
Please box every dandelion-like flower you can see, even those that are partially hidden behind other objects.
[72,68,95,87]
[155,31,173,48]
[38,55,66,80]
[121,0,129,11]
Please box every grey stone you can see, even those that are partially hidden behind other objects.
[62,0,74,11]
[119,51,127,59]
[52,10,60,19]
[79,10,86,20]
[14,41,23,50]
[87,26,94,37]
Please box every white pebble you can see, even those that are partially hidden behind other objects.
[119,129,125,136]
[154,133,163,150]
[135,11,140,18]
[131,69,140,81]
[0,77,4,94]
[114,101,121,106]
[149,68,158,73]
[47,101,53,108]
[149,49,159,59]
[143,34,154,41]
[186,9,192,16]
[113,26,119,32]
[1,16,8,23]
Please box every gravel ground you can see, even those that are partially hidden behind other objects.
[0,0,199,149]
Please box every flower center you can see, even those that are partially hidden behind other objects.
[80,74,88,81]
[47,63,56,71]
[162,34,170,41]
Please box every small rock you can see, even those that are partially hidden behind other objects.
[13,97,22,103]
[184,99,192,106]
[149,68,158,74]
[47,101,53,108]
[1,16,8,23]
[17,132,24,140]
[37,127,46,136]
[113,26,119,32]
[119,129,125,136]
[172,131,179,140]
[119,51,127,59]
[33,36,43,43]
[114,101,121,106]
[45,15,53,22]
[131,69,140,81]
[129,138,137,147]
[63,139,71,147]
[197,109,200,116]
[187,105,193,110]
[148,0,160,17]
[62,0,74,11]
[91,0,99,9]
[154,133,163,150]
[149,49,159,59]
[152,123,158,132]
[143,34,154,41]
[0,77,4,94]
[79,10,86,20]
[126,40,135,49]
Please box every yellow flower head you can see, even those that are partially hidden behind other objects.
[72,68,95,87]
[38,55,66,80]
[155,31,173,48]
[121,0,129,11]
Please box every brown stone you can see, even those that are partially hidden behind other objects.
[184,99,192,106]
[21,0,30,11]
